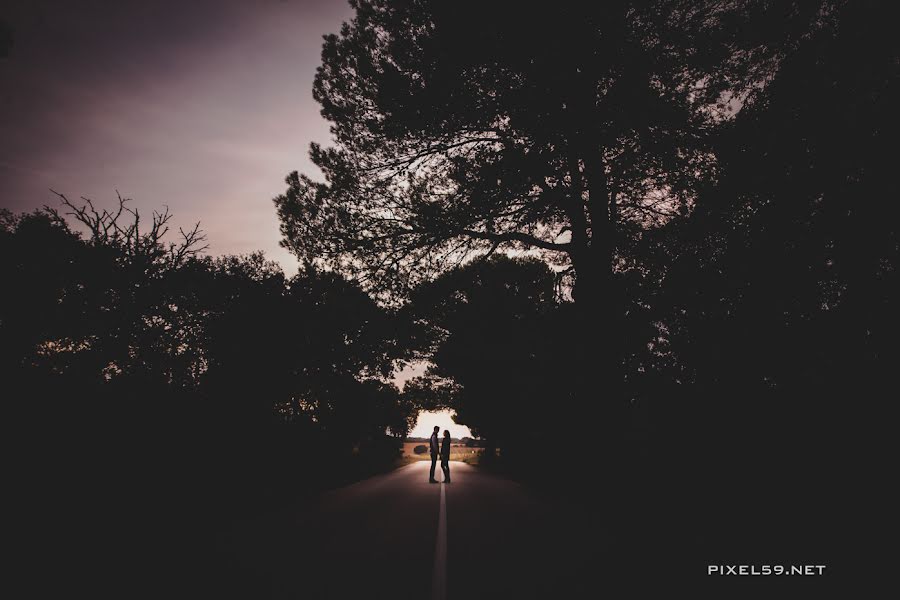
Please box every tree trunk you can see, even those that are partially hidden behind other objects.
[565,141,628,528]
[584,144,626,440]
[572,266,625,445]
[564,72,628,492]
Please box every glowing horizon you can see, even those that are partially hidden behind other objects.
[408,409,473,440]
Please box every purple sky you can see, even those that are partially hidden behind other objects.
[1,0,355,274]
[1,1,471,430]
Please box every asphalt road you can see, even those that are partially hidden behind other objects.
[211,461,597,599]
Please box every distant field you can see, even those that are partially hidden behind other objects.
[402,441,484,463]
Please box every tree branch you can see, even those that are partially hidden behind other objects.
[459,229,570,253]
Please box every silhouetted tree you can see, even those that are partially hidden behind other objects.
[404,256,571,463]
[643,0,897,451]
[613,0,898,572]
[0,209,84,374]
[3,197,420,593]
[275,0,829,448]
[5,196,413,443]
[20,192,212,389]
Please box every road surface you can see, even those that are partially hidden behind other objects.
[211,461,597,599]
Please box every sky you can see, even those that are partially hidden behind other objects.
[1,0,357,275]
[1,1,474,437]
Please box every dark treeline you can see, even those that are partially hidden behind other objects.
[275,0,897,589]
[1,198,417,595]
[4,0,896,594]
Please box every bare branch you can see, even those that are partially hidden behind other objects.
[48,189,207,268]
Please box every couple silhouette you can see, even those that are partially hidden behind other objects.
[428,426,451,483]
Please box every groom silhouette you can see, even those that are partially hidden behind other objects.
[428,425,440,483]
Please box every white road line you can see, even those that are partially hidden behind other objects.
[431,482,448,600]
